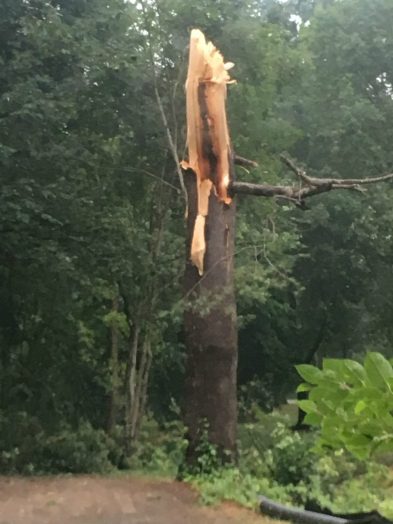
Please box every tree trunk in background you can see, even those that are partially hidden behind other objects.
[124,326,153,451]
[125,324,139,454]
[136,340,152,438]
[130,337,152,442]
[106,296,119,434]
[183,169,238,465]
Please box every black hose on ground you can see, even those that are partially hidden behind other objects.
[260,496,348,524]
[259,496,393,524]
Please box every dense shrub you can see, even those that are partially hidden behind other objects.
[126,418,187,476]
[37,422,114,473]
[0,412,116,474]
[267,422,317,485]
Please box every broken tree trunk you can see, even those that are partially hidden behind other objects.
[178,28,393,470]
[181,29,234,276]
[182,29,238,465]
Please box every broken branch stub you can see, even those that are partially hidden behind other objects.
[181,29,235,275]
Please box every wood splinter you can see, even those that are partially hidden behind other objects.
[181,29,235,275]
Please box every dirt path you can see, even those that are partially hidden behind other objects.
[0,475,269,524]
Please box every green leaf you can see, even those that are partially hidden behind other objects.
[346,445,370,460]
[309,386,347,405]
[364,352,393,390]
[296,383,312,393]
[354,400,367,414]
[303,412,323,426]
[296,364,323,385]
[323,359,348,380]
[344,434,372,460]
[297,399,318,413]
[343,360,367,385]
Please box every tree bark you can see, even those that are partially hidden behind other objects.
[183,168,238,466]
[125,324,139,454]
[136,340,152,439]
[130,337,151,442]
[180,29,237,467]
[106,295,119,434]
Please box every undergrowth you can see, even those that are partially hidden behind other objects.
[131,409,393,519]
[3,408,392,519]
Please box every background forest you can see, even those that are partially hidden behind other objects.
[1,0,393,516]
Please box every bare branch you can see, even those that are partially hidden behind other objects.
[154,86,188,201]
[280,153,393,188]
[329,173,393,186]
[274,195,309,210]
[231,154,393,210]
[230,180,328,209]
[280,154,314,185]
[234,154,258,168]
[140,0,187,203]
[125,166,180,193]
[230,181,290,198]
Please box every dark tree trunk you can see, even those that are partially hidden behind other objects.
[183,169,238,466]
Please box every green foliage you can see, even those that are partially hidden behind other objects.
[186,410,393,518]
[0,412,116,474]
[191,430,225,475]
[239,378,275,419]
[189,467,292,508]
[125,418,187,477]
[37,422,115,474]
[296,353,393,459]
[239,414,319,500]
[2,0,393,481]
[0,0,184,469]
[267,423,316,486]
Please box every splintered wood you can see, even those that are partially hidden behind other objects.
[181,29,235,275]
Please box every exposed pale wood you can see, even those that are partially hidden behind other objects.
[183,29,235,275]
[190,214,206,275]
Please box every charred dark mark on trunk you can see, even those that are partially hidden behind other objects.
[197,83,218,185]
